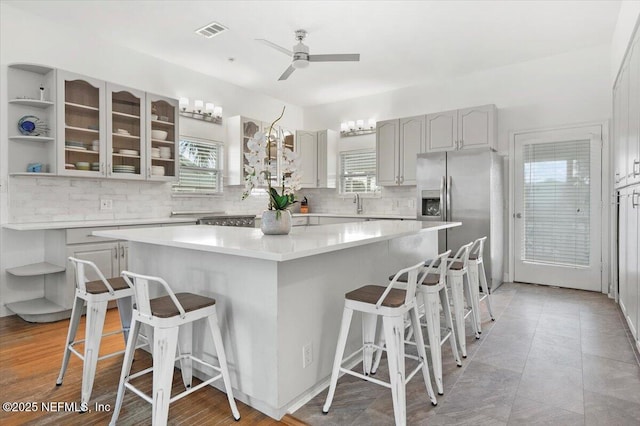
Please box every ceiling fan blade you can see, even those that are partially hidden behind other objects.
[309,53,360,62]
[256,39,293,56]
[278,65,296,81]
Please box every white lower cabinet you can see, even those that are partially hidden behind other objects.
[618,185,639,348]
[66,241,127,283]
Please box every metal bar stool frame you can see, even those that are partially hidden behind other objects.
[467,236,495,333]
[56,257,143,410]
[322,261,438,426]
[109,271,240,426]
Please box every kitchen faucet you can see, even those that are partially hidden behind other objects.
[353,193,363,214]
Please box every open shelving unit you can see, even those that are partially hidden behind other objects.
[7,63,57,175]
[5,261,68,323]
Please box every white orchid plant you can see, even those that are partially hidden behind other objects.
[242,107,302,211]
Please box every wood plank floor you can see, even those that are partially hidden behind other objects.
[0,309,307,425]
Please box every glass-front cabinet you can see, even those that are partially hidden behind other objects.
[147,94,179,181]
[107,84,146,180]
[57,70,106,177]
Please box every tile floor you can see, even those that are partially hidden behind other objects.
[293,283,640,425]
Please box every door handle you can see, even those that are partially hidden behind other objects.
[114,247,118,259]
[459,139,464,149]
[440,176,446,221]
[633,190,639,209]
[633,159,640,177]
[447,176,452,221]
[120,245,126,258]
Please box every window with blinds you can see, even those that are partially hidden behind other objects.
[173,137,223,195]
[339,149,379,194]
[522,139,591,267]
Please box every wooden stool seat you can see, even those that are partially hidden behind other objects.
[345,285,406,307]
[85,276,130,294]
[148,293,216,318]
[391,272,441,286]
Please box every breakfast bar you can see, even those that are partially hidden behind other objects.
[94,220,460,419]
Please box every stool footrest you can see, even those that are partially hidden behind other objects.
[68,332,148,363]
[339,367,391,389]
[123,354,227,406]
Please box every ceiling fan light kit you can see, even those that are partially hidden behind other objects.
[257,29,360,80]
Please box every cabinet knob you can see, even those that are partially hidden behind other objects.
[633,159,640,177]
[633,190,639,208]
[459,140,464,149]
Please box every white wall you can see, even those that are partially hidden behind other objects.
[611,0,640,84]
[304,44,611,155]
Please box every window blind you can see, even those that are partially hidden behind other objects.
[522,139,591,267]
[173,137,223,194]
[339,150,378,194]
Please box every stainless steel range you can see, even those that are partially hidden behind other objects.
[171,211,256,228]
[197,215,255,227]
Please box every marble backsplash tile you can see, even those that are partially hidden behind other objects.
[7,176,417,223]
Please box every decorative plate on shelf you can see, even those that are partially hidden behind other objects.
[18,115,49,136]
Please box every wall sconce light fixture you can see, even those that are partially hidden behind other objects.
[340,118,376,137]
[178,97,223,124]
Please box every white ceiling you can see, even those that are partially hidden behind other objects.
[5,0,621,107]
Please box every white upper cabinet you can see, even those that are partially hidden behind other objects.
[376,119,400,186]
[107,83,146,180]
[425,104,496,152]
[296,130,318,188]
[377,116,423,186]
[627,35,640,186]
[399,115,424,185]
[147,94,179,181]
[614,29,640,189]
[226,116,261,185]
[57,70,107,177]
[425,110,457,152]
[295,130,337,188]
[49,68,178,181]
[458,105,496,150]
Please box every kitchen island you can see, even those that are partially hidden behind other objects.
[94,220,460,419]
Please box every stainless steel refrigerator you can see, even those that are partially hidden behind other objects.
[416,150,504,290]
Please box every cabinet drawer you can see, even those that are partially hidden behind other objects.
[66,227,119,244]
[292,216,309,227]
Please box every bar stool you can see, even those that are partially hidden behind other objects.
[110,271,240,426]
[447,242,479,358]
[323,262,437,426]
[56,257,140,410]
[467,236,495,333]
[372,250,462,396]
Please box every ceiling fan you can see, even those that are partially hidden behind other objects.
[257,29,360,81]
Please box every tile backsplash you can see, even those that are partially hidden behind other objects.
[8,176,416,223]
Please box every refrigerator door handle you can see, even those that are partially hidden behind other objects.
[447,176,452,221]
[440,176,446,221]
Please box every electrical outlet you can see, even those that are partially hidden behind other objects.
[302,342,313,368]
[100,199,113,210]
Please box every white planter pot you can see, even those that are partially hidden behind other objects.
[261,209,292,235]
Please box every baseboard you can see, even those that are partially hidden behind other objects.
[286,356,362,415]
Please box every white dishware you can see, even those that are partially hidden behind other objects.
[151,114,159,120]
[119,149,139,156]
[151,130,168,140]
[159,147,171,159]
[151,147,160,158]
[151,165,165,176]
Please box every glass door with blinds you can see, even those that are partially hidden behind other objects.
[514,125,602,291]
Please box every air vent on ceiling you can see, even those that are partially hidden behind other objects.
[195,21,228,39]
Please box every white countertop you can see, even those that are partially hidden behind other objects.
[93,220,460,262]
[289,213,416,220]
[2,217,196,231]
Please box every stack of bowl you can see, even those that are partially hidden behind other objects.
[151,165,165,176]
[159,147,171,159]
